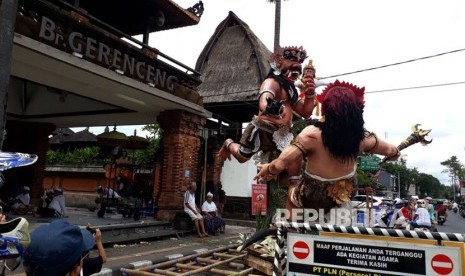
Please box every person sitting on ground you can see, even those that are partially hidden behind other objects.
[33,189,57,217]
[10,186,32,215]
[409,201,431,230]
[201,192,225,235]
[184,182,208,238]
[23,220,95,276]
[50,187,68,217]
[82,224,107,276]
[33,188,68,218]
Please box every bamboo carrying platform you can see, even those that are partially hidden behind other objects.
[120,244,266,275]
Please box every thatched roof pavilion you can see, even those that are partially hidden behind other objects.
[196,11,272,125]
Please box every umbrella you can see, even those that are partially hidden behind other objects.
[97,126,129,148]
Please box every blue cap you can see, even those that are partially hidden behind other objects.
[23,220,95,276]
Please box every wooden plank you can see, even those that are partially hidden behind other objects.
[245,254,273,276]
[210,267,254,275]
[247,245,274,262]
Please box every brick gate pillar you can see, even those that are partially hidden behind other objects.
[156,110,206,220]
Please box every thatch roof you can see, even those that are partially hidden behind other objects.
[64,128,98,142]
[195,11,272,123]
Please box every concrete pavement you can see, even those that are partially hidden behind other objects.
[7,207,257,276]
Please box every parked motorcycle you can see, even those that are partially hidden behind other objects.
[459,203,465,218]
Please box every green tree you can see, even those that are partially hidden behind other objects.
[441,156,465,178]
[46,147,101,165]
[133,124,162,168]
[416,173,442,198]
[440,156,464,201]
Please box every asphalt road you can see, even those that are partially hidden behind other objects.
[437,209,465,234]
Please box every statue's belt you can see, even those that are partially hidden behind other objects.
[290,174,355,208]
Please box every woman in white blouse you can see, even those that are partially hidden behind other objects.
[201,192,225,235]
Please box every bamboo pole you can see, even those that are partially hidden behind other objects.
[196,257,245,269]
[228,262,245,269]
[213,252,238,258]
[195,257,216,264]
[175,263,202,270]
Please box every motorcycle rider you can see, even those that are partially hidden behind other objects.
[435,200,447,222]
[452,201,458,213]
[394,199,414,229]
[409,201,431,230]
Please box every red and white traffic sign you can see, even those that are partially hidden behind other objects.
[431,254,454,275]
[292,241,310,259]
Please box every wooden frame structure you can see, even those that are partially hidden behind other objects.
[120,244,263,275]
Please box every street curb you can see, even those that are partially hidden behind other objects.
[93,247,217,276]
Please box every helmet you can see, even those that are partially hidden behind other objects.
[425,196,433,201]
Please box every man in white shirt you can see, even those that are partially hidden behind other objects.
[184,182,208,238]
[410,202,431,229]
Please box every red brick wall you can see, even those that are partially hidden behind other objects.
[156,110,205,220]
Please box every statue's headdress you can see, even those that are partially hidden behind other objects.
[316,80,365,117]
[272,46,307,64]
[304,59,315,72]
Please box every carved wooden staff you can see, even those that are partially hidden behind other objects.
[380,124,432,164]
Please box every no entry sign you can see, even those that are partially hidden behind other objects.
[292,241,310,259]
[431,254,454,275]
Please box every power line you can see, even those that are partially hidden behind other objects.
[366,81,465,94]
[203,80,465,98]
[320,48,465,79]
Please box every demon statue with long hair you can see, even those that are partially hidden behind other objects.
[255,80,400,214]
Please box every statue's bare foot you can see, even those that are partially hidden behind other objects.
[218,139,233,161]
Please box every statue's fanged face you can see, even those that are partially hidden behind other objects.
[272,46,307,83]
[280,58,303,83]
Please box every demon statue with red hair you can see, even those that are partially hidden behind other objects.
[254,80,400,215]
[218,46,316,185]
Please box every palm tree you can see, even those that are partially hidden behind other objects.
[0,0,19,148]
[266,0,283,51]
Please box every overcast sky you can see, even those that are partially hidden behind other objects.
[84,0,465,185]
